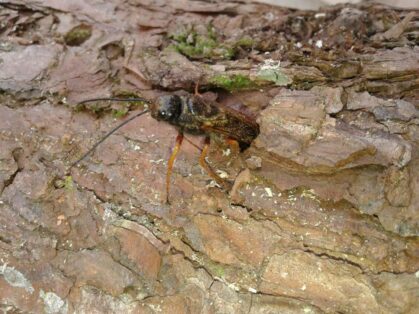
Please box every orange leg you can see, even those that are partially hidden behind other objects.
[226,138,240,156]
[194,81,201,96]
[199,137,232,190]
[166,132,183,204]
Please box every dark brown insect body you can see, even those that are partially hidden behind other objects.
[151,94,259,148]
[72,92,259,203]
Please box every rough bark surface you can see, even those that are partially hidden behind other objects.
[0,1,418,313]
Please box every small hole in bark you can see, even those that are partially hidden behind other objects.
[102,43,125,60]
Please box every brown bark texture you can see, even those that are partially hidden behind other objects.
[0,1,418,313]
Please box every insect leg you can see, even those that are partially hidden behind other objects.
[166,132,184,204]
[194,81,201,96]
[226,138,240,156]
[199,137,233,190]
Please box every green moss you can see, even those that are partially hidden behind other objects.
[209,74,255,91]
[169,24,235,60]
[257,68,291,86]
[57,176,74,191]
[64,24,92,46]
[207,24,217,41]
[255,60,291,86]
[112,108,129,118]
[176,36,233,59]
[235,36,254,48]
[65,176,74,190]
[210,264,225,278]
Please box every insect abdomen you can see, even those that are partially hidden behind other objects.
[174,94,259,147]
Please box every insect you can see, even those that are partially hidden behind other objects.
[70,91,259,203]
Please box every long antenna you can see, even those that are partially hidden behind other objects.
[77,97,150,105]
[70,97,151,169]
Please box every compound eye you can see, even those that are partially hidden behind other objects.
[153,95,181,121]
[160,110,173,118]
